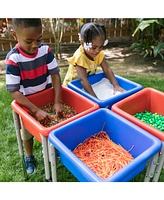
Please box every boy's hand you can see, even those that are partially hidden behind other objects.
[53,102,64,117]
[35,109,50,121]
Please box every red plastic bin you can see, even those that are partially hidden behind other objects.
[111,88,164,141]
[11,86,99,143]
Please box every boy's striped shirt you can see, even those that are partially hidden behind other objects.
[6,43,59,96]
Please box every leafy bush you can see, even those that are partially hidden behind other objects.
[131,19,164,59]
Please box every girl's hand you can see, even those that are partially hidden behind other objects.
[53,102,64,117]
[113,85,126,94]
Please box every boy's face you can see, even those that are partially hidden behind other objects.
[13,26,42,55]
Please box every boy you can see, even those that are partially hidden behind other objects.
[6,19,63,174]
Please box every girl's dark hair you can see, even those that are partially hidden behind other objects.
[12,18,42,28]
[80,22,107,43]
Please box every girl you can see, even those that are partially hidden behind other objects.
[63,22,125,98]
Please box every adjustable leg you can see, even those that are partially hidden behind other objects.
[152,142,164,182]
[49,142,57,182]
[144,153,159,182]
[12,110,28,181]
[41,135,52,182]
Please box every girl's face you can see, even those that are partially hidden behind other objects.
[83,35,105,60]
[13,26,42,55]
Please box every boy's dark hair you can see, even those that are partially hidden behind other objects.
[80,22,107,43]
[12,18,42,28]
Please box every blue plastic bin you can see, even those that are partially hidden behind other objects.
[48,109,162,182]
[68,72,142,108]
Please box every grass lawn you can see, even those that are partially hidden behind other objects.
[1,66,164,182]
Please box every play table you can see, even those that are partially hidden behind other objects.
[11,86,99,181]
[48,109,162,182]
[112,88,164,181]
[68,71,143,109]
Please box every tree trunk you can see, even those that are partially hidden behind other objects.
[49,18,64,60]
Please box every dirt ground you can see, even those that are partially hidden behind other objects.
[104,46,164,77]
[1,46,164,77]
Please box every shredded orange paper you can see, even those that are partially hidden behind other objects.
[73,131,134,179]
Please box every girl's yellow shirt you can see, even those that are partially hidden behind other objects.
[63,45,104,86]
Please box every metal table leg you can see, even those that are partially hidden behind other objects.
[144,153,159,182]
[12,110,28,181]
[48,142,57,182]
[41,135,52,182]
[152,142,164,182]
